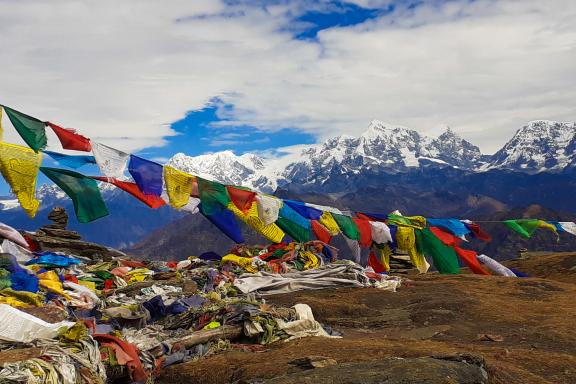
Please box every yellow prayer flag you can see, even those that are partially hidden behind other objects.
[396,226,430,273]
[0,142,42,218]
[227,202,285,243]
[164,166,195,209]
[319,211,341,235]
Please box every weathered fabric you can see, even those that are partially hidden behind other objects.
[163,166,195,209]
[276,304,336,341]
[41,167,109,223]
[343,236,361,263]
[477,254,517,277]
[332,213,360,240]
[227,185,256,214]
[0,142,42,217]
[0,304,75,343]
[0,221,28,248]
[558,222,576,236]
[429,226,490,275]
[128,155,163,196]
[415,228,459,274]
[3,106,47,152]
[47,122,92,152]
[227,202,285,243]
[396,226,430,273]
[91,142,129,178]
[44,150,96,169]
[256,194,282,226]
[369,221,393,244]
[233,263,370,295]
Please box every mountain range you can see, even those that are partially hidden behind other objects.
[1,119,575,258]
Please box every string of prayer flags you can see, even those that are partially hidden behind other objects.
[332,213,360,240]
[504,219,558,239]
[415,228,459,274]
[255,194,282,226]
[41,167,109,223]
[163,166,195,209]
[227,202,285,243]
[226,186,256,214]
[0,142,42,218]
[44,151,97,169]
[93,177,166,209]
[202,206,245,244]
[46,122,92,152]
[429,226,490,275]
[197,178,231,216]
[127,155,163,196]
[3,106,47,152]
[92,142,129,179]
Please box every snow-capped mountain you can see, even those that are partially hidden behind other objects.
[488,120,576,172]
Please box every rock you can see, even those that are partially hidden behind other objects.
[289,356,338,369]
[264,355,488,384]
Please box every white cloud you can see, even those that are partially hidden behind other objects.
[0,0,575,154]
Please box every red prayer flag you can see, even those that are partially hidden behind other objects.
[92,177,166,209]
[311,220,332,244]
[353,218,373,248]
[466,222,492,242]
[367,251,386,273]
[429,226,490,275]
[226,186,256,214]
[47,122,92,152]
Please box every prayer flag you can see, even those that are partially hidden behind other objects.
[0,143,42,218]
[353,218,372,248]
[93,177,166,209]
[283,200,323,220]
[128,155,163,196]
[227,202,285,243]
[202,206,245,243]
[92,142,129,179]
[396,226,430,273]
[197,178,230,216]
[3,106,47,152]
[332,213,360,240]
[279,202,311,229]
[311,220,332,244]
[163,166,194,209]
[415,228,459,274]
[226,186,256,214]
[47,122,92,152]
[256,194,282,226]
[426,218,471,238]
[41,167,109,223]
[44,151,96,169]
[504,219,558,239]
[429,226,490,275]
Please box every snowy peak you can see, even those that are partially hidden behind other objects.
[489,120,576,172]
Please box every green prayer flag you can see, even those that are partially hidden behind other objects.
[276,217,310,243]
[197,177,230,216]
[415,228,460,274]
[40,167,109,223]
[503,219,554,239]
[4,106,47,152]
[332,213,360,240]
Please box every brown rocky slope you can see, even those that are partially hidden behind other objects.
[158,252,576,384]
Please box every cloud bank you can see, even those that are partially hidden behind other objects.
[0,0,575,153]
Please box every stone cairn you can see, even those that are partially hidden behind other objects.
[31,207,126,261]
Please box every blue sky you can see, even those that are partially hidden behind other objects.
[2,0,576,196]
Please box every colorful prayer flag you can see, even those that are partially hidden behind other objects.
[227,202,285,243]
[332,213,360,240]
[226,186,256,214]
[41,167,109,223]
[255,194,282,226]
[47,122,92,152]
[44,151,96,169]
[415,228,459,274]
[197,178,230,216]
[283,200,323,220]
[93,177,166,209]
[3,106,47,152]
[163,166,195,209]
[128,155,163,196]
[504,219,558,239]
[0,142,42,218]
[202,206,245,243]
[91,142,129,179]
[429,226,490,275]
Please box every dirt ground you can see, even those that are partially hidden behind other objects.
[159,253,576,384]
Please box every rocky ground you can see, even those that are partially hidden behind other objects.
[158,252,576,384]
